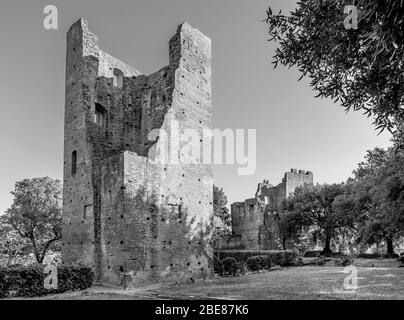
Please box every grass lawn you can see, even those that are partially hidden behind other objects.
[152,259,404,300]
[16,258,404,300]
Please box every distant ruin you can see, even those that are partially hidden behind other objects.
[222,169,314,250]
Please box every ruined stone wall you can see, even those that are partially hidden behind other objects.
[223,169,314,251]
[284,169,313,197]
[62,19,99,270]
[62,19,213,285]
[230,199,264,250]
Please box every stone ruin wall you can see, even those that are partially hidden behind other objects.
[224,169,314,250]
[62,19,213,286]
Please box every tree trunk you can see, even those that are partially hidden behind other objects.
[30,237,42,264]
[386,237,395,257]
[322,234,332,256]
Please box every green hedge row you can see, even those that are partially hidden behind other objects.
[0,264,94,298]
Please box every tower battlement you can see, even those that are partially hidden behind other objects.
[283,168,314,196]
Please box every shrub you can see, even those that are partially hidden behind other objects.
[304,251,323,258]
[222,257,237,276]
[334,256,354,267]
[283,251,298,266]
[314,257,325,266]
[357,253,383,259]
[213,255,222,274]
[246,256,271,271]
[0,264,93,298]
[214,250,297,267]
[220,257,246,277]
[236,261,247,276]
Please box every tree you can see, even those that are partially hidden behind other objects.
[0,216,31,266]
[212,185,232,244]
[339,147,404,255]
[285,183,346,254]
[266,1,404,134]
[277,211,300,250]
[2,177,62,263]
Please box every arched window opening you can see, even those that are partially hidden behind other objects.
[95,103,107,129]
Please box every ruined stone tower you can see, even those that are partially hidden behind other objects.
[225,169,313,250]
[62,19,213,285]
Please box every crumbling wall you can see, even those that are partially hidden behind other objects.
[284,169,313,197]
[223,169,314,251]
[230,199,264,250]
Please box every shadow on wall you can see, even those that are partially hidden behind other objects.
[115,186,213,288]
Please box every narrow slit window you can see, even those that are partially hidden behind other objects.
[71,151,77,176]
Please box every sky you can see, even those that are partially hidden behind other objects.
[0,0,392,213]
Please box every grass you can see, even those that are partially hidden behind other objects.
[147,258,403,300]
[12,258,404,300]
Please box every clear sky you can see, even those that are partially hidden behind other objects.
[0,0,392,213]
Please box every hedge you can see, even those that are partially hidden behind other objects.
[303,251,323,258]
[246,255,271,271]
[215,250,298,267]
[0,264,94,298]
[221,257,246,276]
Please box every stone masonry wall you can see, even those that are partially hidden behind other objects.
[222,169,314,250]
[230,199,264,249]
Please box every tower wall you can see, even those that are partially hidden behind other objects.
[230,199,263,250]
[62,19,213,285]
[284,169,314,197]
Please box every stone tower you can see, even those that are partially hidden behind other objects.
[226,169,313,250]
[62,19,213,285]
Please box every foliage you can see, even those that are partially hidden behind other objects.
[284,183,348,254]
[334,255,354,267]
[220,257,246,277]
[266,0,404,133]
[215,250,298,267]
[212,185,232,244]
[277,211,301,250]
[296,257,304,266]
[246,255,272,271]
[314,256,326,266]
[2,177,62,263]
[335,147,404,255]
[0,264,93,298]
[0,219,31,266]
